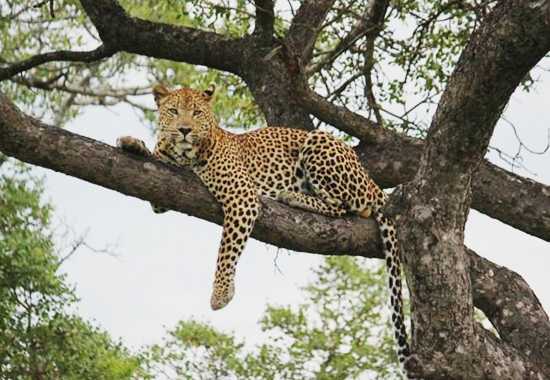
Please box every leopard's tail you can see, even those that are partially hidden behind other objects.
[373,210,413,378]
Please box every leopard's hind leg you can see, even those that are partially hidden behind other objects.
[277,190,347,217]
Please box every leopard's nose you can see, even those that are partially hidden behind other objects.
[178,127,192,135]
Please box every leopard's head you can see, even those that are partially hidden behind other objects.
[152,84,217,165]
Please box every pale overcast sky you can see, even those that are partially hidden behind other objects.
[32,69,550,354]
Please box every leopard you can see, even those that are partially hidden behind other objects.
[117,84,413,376]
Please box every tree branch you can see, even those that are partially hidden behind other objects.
[296,84,382,142]
[284,0,336,64]
[362,0,389,126]
[78,0,247,74]
[306,11,372,76]
[469,249,550,374]
[0,91,548,376]
[296,82,550,244]
[253,0,275,42]
[0,45,115,81]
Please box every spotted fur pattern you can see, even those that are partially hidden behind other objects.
[117,85,412,376]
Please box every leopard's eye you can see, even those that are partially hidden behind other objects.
[192,109,203,117]
[168,108,178,116]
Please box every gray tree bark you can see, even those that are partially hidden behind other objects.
[395,1,550,377]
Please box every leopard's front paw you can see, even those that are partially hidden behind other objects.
[116,136,151,157]
[210,280,235,311]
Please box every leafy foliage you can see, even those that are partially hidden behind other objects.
[141,257,403,380]
[0,161,139,380]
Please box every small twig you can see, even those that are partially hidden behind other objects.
[0,45,115,81]
[362,0,390,126]
[501,116,550,155]
[32,0,55,18]
[56,225,119,267]
[401,90,442,118]
[328,71,364,101]
[487,146,537,176]
[12,76,150,98]
[379,106,425,134]
[307,18,376,76]
[273,247,284,276]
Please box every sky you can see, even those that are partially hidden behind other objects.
[30,70,550,358]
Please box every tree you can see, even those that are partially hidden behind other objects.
[0,1,549,378]
[142,258,401,380]
[0,158,140,380]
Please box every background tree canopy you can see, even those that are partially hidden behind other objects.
[0,158,139,379]
[0,0,549,378]
[140,259,402,380]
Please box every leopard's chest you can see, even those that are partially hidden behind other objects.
[170,139,211,170]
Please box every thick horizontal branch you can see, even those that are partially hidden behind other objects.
[0,45,115,81]
[0,92,380,258]
[297,85,550,243]
[79,0,246,74]
[0,92,549,374]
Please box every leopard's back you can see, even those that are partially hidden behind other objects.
[237,127,308,198]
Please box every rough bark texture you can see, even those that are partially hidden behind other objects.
[469,249,550,375]
[79,0,246,74]
[394,1,550,377]
[359,138,550,244]
[241,44,315,129]
[1,0,550,378]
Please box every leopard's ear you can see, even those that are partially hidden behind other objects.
[153,84,171,106]
[202,84,216,103]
